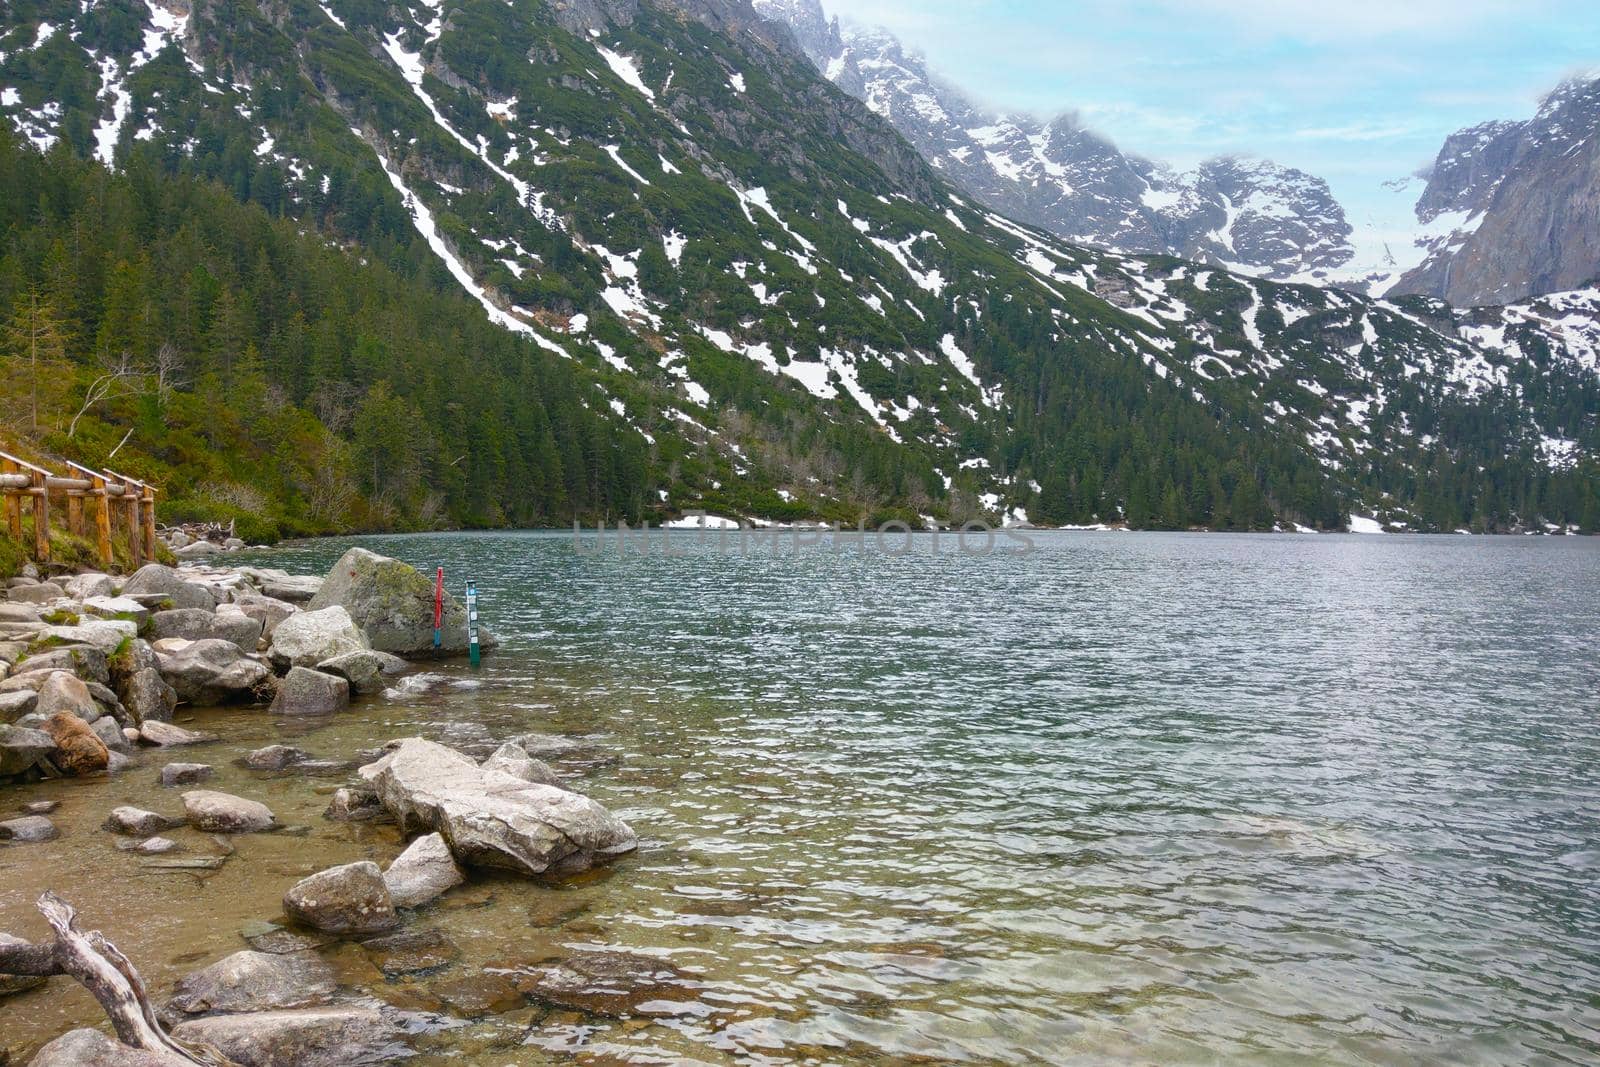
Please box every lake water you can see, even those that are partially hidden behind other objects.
[4,530,1599,1064]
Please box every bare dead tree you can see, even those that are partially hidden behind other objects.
[68,349,144,439]
[0,893,235,1065]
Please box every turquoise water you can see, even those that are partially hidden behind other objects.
[229,529,1600,1065]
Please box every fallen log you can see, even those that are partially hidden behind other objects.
[0,892,235,1066]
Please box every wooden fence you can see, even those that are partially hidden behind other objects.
[0,450,156,568]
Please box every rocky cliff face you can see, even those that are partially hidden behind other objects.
[1390,77,1600,307]
[753,0,1356,283]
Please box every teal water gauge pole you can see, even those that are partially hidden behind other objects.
[465,579,481,668]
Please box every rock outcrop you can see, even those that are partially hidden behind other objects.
[358,738,636,875]
[308,548,495,658]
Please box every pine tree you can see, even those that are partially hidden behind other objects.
[2,289,70,432]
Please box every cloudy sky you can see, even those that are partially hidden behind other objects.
[826,0,1600,223]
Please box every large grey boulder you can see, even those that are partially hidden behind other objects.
[174,540,222,559]
[167,949,336,1016]
[17,645,109,685]
[282,861,399,933]
[61,573,116,600]
[268,606,368,670]
[0,689,36,723]
[34,671,99,720]
[308,547,497,658]
[382,832,465,908]
[122,666,178,724]
[149,608,221,641]
[170,1005,413,1067]
[24,1028,180,1066]
[120,564,216,611]
[358,738,636,876]
[233,594,299,639]
[0,724,53,776]
[182,789,277,833]
[91,714,132,754]
[152,638,271,705]
[211,605,265,650]
[8,581,64,604]
[269,667,349,716]
[315,649,407,695]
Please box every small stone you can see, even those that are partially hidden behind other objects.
[134,836,180,854]
[160,762,214,786]
[105,806,181,836]
[182,789,277,833]
[23,800,58,814]
[315,649,408,695]
[283,861,399,934]
[0,815,58,842]
[324,786,388,823]
[481,740,563,786]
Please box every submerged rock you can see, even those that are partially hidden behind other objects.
[243,744,309,771]
[241,920,336,955]
[361,927,459,976]
[283,861,400,934]
[382,832,465,909]
[182,789,278,833]
[169,1005,415,1066]
[308,547,497,659]
[516,949,696,1017]
[269,667,350,717]
[167,949,336,1017]
[269,607,368,671]
[358,738,637,876]
[160,762,214,786]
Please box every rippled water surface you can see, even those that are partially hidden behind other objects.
[4,531,1599,1065]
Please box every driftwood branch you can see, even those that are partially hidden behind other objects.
[0,892,235,1066]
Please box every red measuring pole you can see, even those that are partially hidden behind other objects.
[433,567,444,649]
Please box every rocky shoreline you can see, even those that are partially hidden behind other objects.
[0,549,657,1066]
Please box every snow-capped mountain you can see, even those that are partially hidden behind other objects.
[753,0,1356,283]
[0,0,1594,532]
[1384,76,1600,307]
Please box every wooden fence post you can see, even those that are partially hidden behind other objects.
[125,480,143,570]
[141,485,157,561]
[30,469,49,563]
[92,474,112,567]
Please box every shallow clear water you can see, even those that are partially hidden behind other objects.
[3,531,1599,1065]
